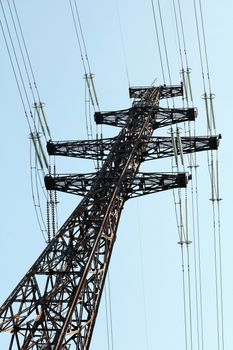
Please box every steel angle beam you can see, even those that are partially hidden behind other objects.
[45,172,190,198]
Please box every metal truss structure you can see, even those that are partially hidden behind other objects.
[47,135,220,161]
[45,172,190,198]
[0,84,219,349]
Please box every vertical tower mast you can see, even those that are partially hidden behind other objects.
[0,84,219,349]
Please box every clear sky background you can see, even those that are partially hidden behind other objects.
[0,1,232,349]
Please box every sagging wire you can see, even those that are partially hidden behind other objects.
[1,0,56,244]
[33,102,59,244]
[193,2,224,350]
[29,136,47,243]
[31,105,54,245]
[11,0,56,244]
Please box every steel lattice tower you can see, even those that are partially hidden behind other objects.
[0,84,220,349]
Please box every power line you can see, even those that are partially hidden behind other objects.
[114,0,130,87]
[12,0,41,103]
[157,0,172,86]
[150,0,166,84]
[0,0,56,245]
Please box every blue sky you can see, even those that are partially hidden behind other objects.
[0,1,232,349]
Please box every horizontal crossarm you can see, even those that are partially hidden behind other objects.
[46,135,220,161]
[129,84,183,101]
[44,172,190,198]
[95,107,196,128]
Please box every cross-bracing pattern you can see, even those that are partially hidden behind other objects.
[0,84,219,349]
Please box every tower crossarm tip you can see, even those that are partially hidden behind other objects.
[126,172,190,199]
[47,137,116,159]
[45,134,219,163]
[142,134,220,161]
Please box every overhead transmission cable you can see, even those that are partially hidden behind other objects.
[172,0,184,77]
[192,2,224,350]
[173,0,193,108]
[150,2,195,349]
[6,0,50,159]
[68,0,94,142]
[12,0,51,141]
[154,7,194,342]
[158,2,202,349]
[0,0,50,162]
[114,0,130,87]
[171,129,194,350]
[69,0,99,112]
[172,3,205,350]
[0,0,34,123]
[69,0,102,170]
[150,0,166,85]
[73,0,99,110]
[0,0,55,243]
[157,0,172,87]
[6,0,38,105]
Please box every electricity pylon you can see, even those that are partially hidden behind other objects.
[0,84,220,349]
